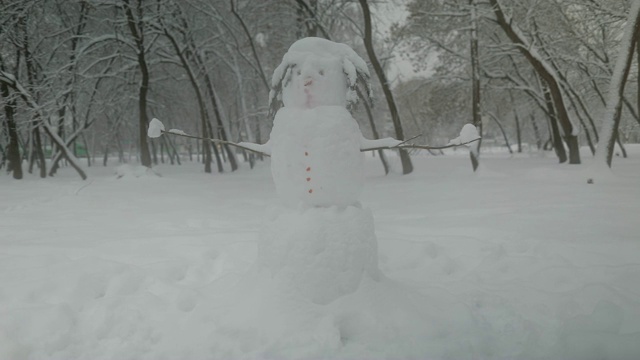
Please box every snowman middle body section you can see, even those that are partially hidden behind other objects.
[270,45,368,208]
[270,106,364,208]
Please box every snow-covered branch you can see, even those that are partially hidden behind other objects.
[0,70,87,180]
[361,124,481,152]
[147,118,270,157]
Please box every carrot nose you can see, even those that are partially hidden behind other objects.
[303,78,313,86]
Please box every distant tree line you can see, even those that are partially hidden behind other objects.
[1,0,416,179]
[1,0,639,180]
[394,0,640,168]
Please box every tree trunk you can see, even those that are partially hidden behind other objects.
[358,0,413,174]
[487,112,513,154]
[103,145,109,166]
[164,136,181,165]
[615,131,627,158]
[81,132,91,167]
[162,22,213,173]
[469,0,482,170]
[542,81,567,163]
[177,13,238,171]
[33,127,46,177]
[124,0,152,168]
[18,19,46,178]
[359,87,389,174]
[596,0,640,167]
[1,81,22,179]
[117,132,125,163]
[0,71,86,179]
[490,0,580,164]
[514,111,522,153]
[530,113,542,150]
[151,140,158,165]
[206,81,237,171]
[563,91,596,155]
[206,120,224,173]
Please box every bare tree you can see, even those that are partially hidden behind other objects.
[468,0,481,170]
[0,71,87,180]
[596,0,640,167]
[489,0,580,164]
[358,0,413,174]
[123,0,153,168]
[0,63,22,179]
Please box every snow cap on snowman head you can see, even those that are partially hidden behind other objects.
[268,37,372,118]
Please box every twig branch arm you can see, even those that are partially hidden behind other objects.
[360,137,481,152]
[159,130,271,157]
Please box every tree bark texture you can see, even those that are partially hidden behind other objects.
[1,80,22,179]
[358,0,413,174]
[596,0,640,167]
[490,0,580,164]
[542,82,568,163]
[124,0,152,168]
[469,0,482,171]
[0,71,87,180]
[162,24,214,173]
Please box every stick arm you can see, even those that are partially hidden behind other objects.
[236,141,272,156]
[359,136,404,151]
[360,124,481,152]
[360,136,481,152]
[148,118,271,156]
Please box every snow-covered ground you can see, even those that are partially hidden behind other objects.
[1,148,639,359]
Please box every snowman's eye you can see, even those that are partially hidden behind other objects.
[319,69,324,76]
[297,70,301,75]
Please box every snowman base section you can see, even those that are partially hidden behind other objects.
[258,204,380,305]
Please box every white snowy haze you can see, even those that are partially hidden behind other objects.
[1,22,639,360]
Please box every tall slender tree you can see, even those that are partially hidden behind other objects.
[358,0,413,174]
[468,0,481,171]
[123,0,152,168]
[596,0,640,167]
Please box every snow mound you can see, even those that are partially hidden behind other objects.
[552,301,640,359]
[258,205,379,304]
[209,270,481,359]
[115,164,161,179]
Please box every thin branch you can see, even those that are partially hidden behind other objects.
[159,129,270,157]
[361,138,481,152]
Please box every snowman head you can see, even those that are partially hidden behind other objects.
[269,37,372,117]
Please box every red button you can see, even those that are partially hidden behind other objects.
[308,189,313,194]
[306,167,311,172]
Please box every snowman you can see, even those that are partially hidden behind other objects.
[231,37,405,304]
[148,37,479,305]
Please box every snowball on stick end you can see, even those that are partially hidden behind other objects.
[448,124,480,146]
[148,118,165,138]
